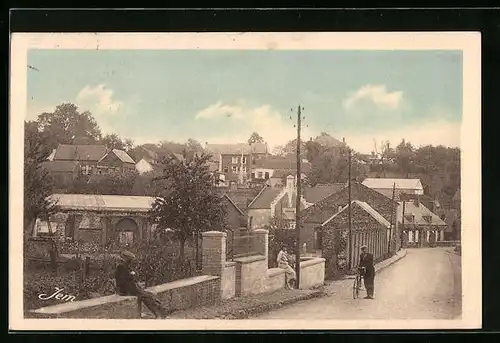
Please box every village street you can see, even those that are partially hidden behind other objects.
[254,248,462,320]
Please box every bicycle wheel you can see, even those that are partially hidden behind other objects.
[352,275,360,299]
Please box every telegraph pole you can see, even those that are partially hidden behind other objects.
[347,148,352,270]
[294,105,303,289]
[388,182,396,254]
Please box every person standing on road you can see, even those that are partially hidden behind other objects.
[277,245,296,289]
[359,245,375,299]
[115,250,169,318]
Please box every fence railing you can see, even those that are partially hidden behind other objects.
[226,233,259,261]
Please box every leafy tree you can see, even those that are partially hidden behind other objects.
[395,139,415,178]
[272,145,286,157]
[24,121,59,242]
[248,132,264,145]
[150,153,227,260]
[36,103,102,149]
[101,133,125,150]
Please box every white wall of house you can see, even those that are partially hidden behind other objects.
[136,158,153,174]
[252,168,274,179]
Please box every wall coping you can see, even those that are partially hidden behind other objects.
[202,231,227,237]
[254,229,269,234]
[30,275,219,315]
[225,261,236,267]
[267,267,286,277]
[234,255,266,264]
[300,257,326,268]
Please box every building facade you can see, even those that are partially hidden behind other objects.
[205,142,268,186]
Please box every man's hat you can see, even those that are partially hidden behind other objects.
[120,250,136,261]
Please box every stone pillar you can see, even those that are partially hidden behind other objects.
[202,231,227,276]
[440,229,445,241]
[253,229,269,264]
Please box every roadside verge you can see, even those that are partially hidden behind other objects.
[168,288,326,319]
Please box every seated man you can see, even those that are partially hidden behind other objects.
[277,245,296,289]
[115,250,168,318]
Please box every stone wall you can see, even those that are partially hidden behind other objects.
[221,262,236,299]
[299,257,326,289]
[30,275,220,319]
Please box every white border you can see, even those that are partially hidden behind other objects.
[10,32,482,331]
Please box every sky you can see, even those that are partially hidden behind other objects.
[26,49,462,154]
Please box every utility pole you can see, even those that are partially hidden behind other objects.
[401,200,406,246]
[388,182,396,255]
[294,105,303,288]
[347,147,352,271]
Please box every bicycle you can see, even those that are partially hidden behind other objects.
[352,267,365,299]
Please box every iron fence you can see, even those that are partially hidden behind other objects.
[226,231,258,261]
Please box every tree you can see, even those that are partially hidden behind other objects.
[24,121,59,242]
[272,145,286,157]
[150,153,227,260]
[395,139,415,178]
[248,132,264,145]
[36,103,102,149]
[101,133,125,150]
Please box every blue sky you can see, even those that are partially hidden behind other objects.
[27,49,462,153]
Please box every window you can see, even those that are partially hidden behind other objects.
[223,167,229,173]
[242,156,247,164]
[264,172,270,180]
[251,172,255,179]
[82,165,91,175]
[232,157,239,164]
[257,171,263,178]
[232,166,237,173]
[241,166,247,172]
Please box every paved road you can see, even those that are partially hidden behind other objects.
[255,248,462,320]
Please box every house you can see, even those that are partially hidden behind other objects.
[321,200,392,279]
[361,178,424,200]
[33,194,158,247]
[251,156,311,187]
[204,142,269,185]
[220,193,247,230]
[51,144,136,176]
[42,160,81,186]
[302,181,400,253]
[398,199,448,246]
[52,144,108,175]
[97,149,136,174]
[246,176,344,231]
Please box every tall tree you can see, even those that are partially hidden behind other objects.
[150,153,227,259]
[101,133,125,150]
[36,103,102,149]
[395,139,415,178]
[248,132,264,145]
[24,121,58,242]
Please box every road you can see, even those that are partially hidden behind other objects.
[255,248,462,320]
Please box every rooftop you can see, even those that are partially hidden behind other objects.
[110,149,136,164]
[303,183,345,203]
[53,144,108,162]
[322,200,391,228]
[247,186,283,209]
[362,178,423,190]
[398,201,447,226]
[42,160,80,173]
[48,194,158,212]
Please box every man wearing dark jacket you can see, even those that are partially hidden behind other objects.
[359,245,375,299]
[115,250,168,318]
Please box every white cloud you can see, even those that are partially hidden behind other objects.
[343,84,404,111]
[338,119,461,154]
[76,84,123,115]
[195,101,313,150]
